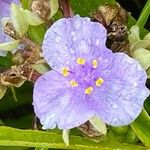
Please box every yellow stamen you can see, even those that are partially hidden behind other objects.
[62,67,69,77]
[85,86,93,94]
[95,77,104,87]
[70,79,79,87]
[76,58,85,65]
[92,60,98,68]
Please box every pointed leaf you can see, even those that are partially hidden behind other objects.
[0,126,148,150]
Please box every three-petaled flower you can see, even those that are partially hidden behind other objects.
[33,15,149,130]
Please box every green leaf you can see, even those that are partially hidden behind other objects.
[89,116,107,135]
[35,148,48,150]
[10,86,17,101]
[27,24,47,44]
[136,0,150,33]
[23,10,43,26]
[0,52,12,67]
[0,126,148,150]
[49,0,59,18]
[131,109,150,147]
[126,127,139,144]
[0,40,20,51]
[11,4,29,37]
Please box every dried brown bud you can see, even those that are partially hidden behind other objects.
[4,22,19,39]
[78,121,103,138]
[31,0,51,21]
[91,4,130,56]
[12,50,25,65]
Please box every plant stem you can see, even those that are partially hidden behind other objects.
[136,0,150,32]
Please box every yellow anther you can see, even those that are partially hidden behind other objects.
[85,86,93,94]
[76,58,86,65]
[70,79,79,87]
[95,77,104,87]
[92,60,98,68]
[62,67,69,77]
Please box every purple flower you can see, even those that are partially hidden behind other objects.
[33,15,149,130]
[0,0,19,56]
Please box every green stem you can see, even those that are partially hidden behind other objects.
[136,0,150,32]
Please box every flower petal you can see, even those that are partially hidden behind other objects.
[33,70,94,129]
[42,15,107,72]
[90,53,149,126]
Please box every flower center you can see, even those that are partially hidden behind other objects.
[62,57,104,94]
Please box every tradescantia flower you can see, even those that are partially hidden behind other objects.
[0,0,19,56]
[33,15,149,130]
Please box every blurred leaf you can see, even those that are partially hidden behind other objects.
[0,52,12,67]
[21,0,32,9]
[11,4,29,37]
[131,109,150,147]
[70,0,116,16]
[111,126,129,135]
[0,147,31,150]
[49,0,59,18]
[27,24,47,44]
[3,114,33,129]
[0,126,148,150]
[0,82,32,113]
[126,127,139,144]
[35,148,48,150]
[144,98,150,114]
[0,40,20,51]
